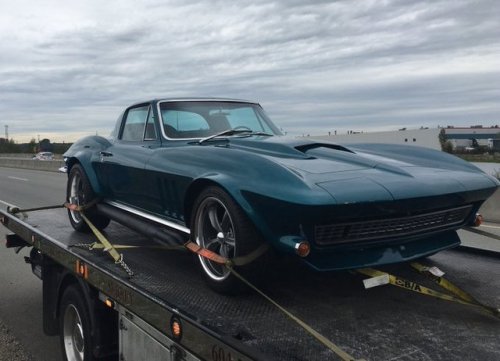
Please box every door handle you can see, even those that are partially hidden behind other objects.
[100,151,113,157]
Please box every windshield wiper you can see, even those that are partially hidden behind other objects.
[198,129,272,144]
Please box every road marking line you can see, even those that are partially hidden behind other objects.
[481,224,500,230]
[7,176,28,181]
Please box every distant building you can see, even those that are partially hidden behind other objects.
[308,125,499,152]
[443,126,500,150]
[310,128,441,150]
[488,138,500,152]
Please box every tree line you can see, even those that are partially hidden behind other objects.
[0,138,72,155]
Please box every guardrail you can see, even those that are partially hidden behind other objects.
[0,153,63,160]
[0,157,65,172]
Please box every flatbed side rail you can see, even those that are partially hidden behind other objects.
[0,209,267,361]
[462,226,500,242]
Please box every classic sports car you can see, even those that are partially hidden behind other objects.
[64,98,499,292]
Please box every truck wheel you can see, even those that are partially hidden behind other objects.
[67,164,110,232]
[59,285,95,361]
[191,186,270,294]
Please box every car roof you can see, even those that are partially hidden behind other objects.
[127,97,259,108]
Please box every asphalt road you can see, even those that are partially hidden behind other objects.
[0,166,499,361]
[0,167,65,361]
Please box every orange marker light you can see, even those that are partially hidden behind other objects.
[295,241,311,257]
[104,299,114,308]
[170,317,182,340]
[75,260,89,279]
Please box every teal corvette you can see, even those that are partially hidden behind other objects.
[64,98,499,292]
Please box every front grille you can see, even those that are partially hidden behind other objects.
[314,205,473,245]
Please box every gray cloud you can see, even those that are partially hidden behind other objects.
[0,0,498,141]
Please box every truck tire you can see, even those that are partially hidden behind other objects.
[67,164,110,232]
[59,285,95,361]
[191,186,270,294]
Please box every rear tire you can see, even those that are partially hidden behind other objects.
[59,285,95,361]
[191,186,271,294]
[67,164,110,232]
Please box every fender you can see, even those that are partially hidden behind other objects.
[64,136,113,195]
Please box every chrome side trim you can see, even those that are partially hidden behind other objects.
[104,200,191,234]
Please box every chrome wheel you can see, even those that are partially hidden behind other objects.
[63,304,85,361]
[195,196,236,281]
[191,186,270,294]
[66,164,110,232]
[69,171,83,224]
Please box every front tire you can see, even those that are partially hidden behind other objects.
[67,164,110,232]
[191,186,270,294]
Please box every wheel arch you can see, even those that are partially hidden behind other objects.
[66,156,79,174]
[64,135,111,195]
[56,272,95,323]
[183,176,259,225]
[56,271,117,358]
[183,177,270,241]
[184,178,222,227]
[66,157,104,195]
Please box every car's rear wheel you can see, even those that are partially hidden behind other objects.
[191,186,270,294]
[67,164,110,232]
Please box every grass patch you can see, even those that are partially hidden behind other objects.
[454,154,500,163]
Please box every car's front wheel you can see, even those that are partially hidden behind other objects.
[191,186,270,294]
[67,164,110,232]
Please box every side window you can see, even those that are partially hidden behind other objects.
[121,106,149,141]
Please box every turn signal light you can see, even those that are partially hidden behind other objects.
[295,241,311,257]
[170,317,183,340]
[473,213,483,227]
[75,260,89,279]
[104,298,115,309]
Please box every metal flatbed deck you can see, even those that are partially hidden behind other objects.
[2,208,499,361]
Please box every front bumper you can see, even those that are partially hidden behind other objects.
[303,230,461,271]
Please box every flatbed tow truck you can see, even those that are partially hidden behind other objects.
[1,206,499,361]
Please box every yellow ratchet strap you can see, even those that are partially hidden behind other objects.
[185,242,365,360]
[79,212,122,263]
[410,262,500,318]
[357,266,500,318]
[229,267,366,361]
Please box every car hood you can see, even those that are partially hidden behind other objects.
[226,136,499,203]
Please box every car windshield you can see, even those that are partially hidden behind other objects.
[159,101,282,139]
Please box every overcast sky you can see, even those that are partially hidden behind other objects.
[1,0,499,142]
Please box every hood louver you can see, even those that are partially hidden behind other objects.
[295,143,354,154]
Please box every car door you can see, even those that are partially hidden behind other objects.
[97,104,162,210]
[144,103,214,224]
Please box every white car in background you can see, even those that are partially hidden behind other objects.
[33,152,54,160]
